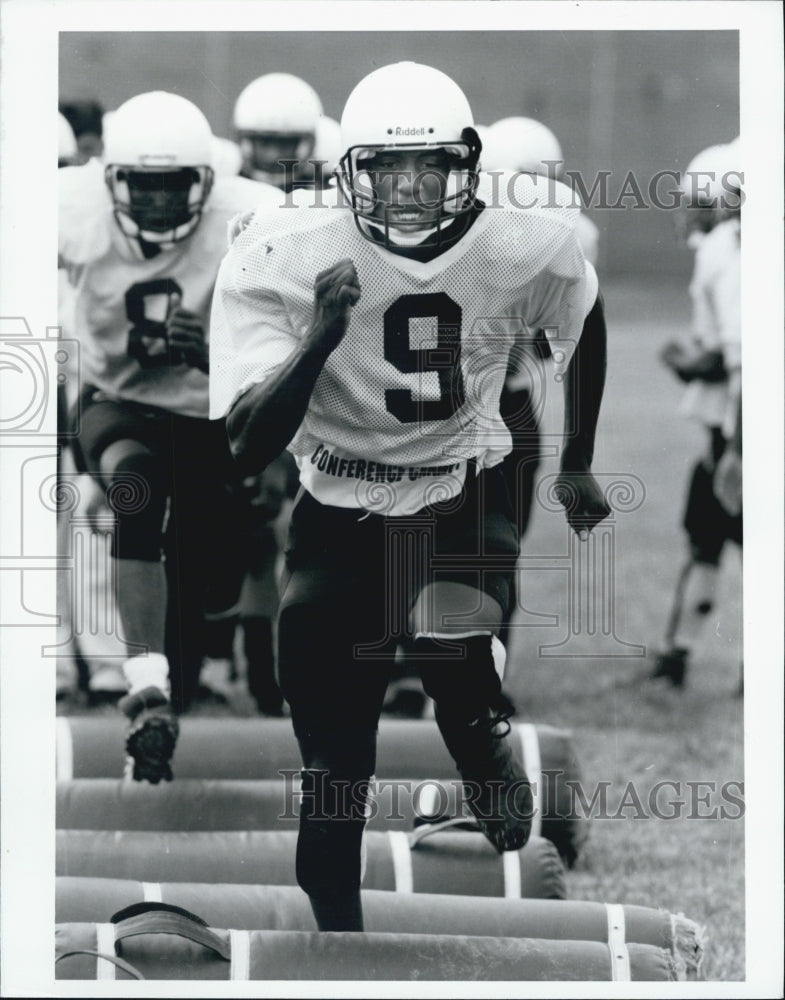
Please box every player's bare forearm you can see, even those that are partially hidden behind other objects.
[561,290,607,472]
[555,291,611,534]
[226,258,361,476]
[226,340,332,475]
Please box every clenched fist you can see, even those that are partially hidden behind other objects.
[304,259,362,356]
[166,294,208,372]
[553,468,611,539]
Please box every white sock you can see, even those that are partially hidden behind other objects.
[123,653,170,699]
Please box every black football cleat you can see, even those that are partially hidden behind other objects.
[438,696,533,854]
[119,685,179,784]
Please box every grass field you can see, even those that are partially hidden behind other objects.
[57,276,746,982]
[504,277,745,981]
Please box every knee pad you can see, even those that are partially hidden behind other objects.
[294,723,377,779]
[106,449,168,561]
[413,634,505,721]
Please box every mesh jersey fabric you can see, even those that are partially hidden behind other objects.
[210,174,597,508]
[58,160,280,418]
[505,200,598,391]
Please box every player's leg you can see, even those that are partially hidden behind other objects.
[239,458,292,715]
[277,493,392,931]
[78,395,178,782]
[407,466,533,852]
[652,430,741,687]
[279,580,391,931]
[95,440,167,657]
[167,414,248,711]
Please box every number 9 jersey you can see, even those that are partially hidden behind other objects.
[210,174,598,514]
[58,159,280,418]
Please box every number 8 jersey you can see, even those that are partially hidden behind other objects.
[58,159,278,418]
[210,174,598,515]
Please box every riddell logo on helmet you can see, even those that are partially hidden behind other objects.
[393,127,428,136]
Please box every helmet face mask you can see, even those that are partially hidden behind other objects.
[103,91,215,249]
[237,130,316,184]
[337,62,482,253]
[105,164,214,246]
[338,132,482,250]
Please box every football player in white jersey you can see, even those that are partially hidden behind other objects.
[211,62,610,931]
[651,140,742,689]
[59,91,278,781]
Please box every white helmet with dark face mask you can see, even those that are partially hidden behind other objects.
[103,91,215,248]
[676,141,741,246]
[337,62,482,251]
[233,73,323,186]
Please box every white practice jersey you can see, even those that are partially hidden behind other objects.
[59,159,280,418]
[681,218,741,432]
[211,174,597,514]
[506,210,600,393]
[575,213,600,267]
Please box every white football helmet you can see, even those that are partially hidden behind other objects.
[680,143,731,204]
[337,62,481,250]
[482,116,564,177]
[233,73,323,185]
[676,140,741,244]
[58,112,77,166]
[103,92,215,247]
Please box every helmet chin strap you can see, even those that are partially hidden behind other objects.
[113,209,202,258]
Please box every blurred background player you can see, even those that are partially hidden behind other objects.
[485,116,600,645]
[650,138,742,689]
[200,73,329,715]
[58,105,136,705]
[56,110,87,700]
[58,91,277,779]
[59,99,105,164]
[483,116,600,264]
[233,72,324,190]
